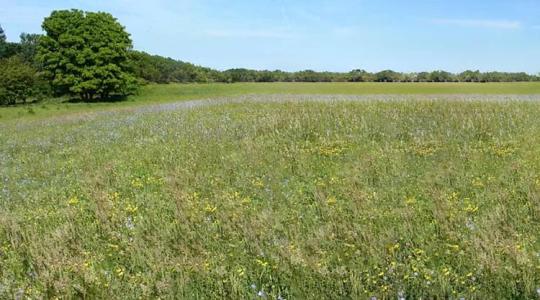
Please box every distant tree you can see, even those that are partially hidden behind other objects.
[0,25,5,58]
[375,70,401,82]
[458,70,482,82]
[0,25,20,59]
[0,24,5,43]
[18,33,41,65]
[0,56,37,105]
[37,9,138,100]
[429,70,455,82]
[348,69,369,82]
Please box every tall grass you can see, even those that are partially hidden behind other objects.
[2,82,540,121]
[1,96,539,298]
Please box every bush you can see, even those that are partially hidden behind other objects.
[0,56,38,105]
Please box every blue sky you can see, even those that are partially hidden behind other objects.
[1,0,539,73]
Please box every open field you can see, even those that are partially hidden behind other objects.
[1,94,539,299]
[1,82,540,121]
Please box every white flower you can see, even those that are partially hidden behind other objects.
[125,216,135,230]
[466,218,476,230]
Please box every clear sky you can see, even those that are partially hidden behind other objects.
[1,0,539,73]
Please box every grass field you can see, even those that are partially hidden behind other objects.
[1,91,539,299]
[1,82,540,121]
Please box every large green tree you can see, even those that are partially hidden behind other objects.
[37,9,137,100]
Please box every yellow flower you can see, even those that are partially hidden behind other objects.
[388,243,400,253]
[68,196,79,206]
[256,259,269,267]
[464,203,479,213]
[236,267,245,276]
[471,178,484,188]
[405,196,417,205]
[115,267,124,277]
[204,204,217,213]
[252,178,265,188]
[131,178,143,188]
[241,196,252,205]
[326,196,337,205]
[125,203,138,214]
[447,244,460,252]
[110,192,120,201]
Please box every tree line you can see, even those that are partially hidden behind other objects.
[1,9,539,105]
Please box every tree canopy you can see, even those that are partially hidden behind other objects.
[37,9,138,100]
[0,56,38,105]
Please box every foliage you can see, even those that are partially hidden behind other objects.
[128,50,217,84]
[18,33,41,66]
[0,25,22,60]
[0,56,38,105]
[37,9,138,100]
[0,24,6,57]
[0,97,539,298]
[124,49,540,83]
[0,24,5,42]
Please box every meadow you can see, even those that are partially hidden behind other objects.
[1,82,540,121]
[1,89,540,299]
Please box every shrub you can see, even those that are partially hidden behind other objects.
[0,56,37,105]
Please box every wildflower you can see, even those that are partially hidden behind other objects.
[110,192,120,201]
[471,178,484,188]
[125,216,135,230]
[252,178,265,188]
[536,287,540,296]
[250,283,257,290]
[277,295,285,300]
[68,196,79,206]
[447,244,460,252]
[388,243,400,253]
[397,291,405,300]
[405,196,416,205]
[125,203,138,214]
[464,203,479,214]
[466,218,476,230]
[115,267,124,277]
[256,259,269,267]
[131,178,143,188]
[241,196,252,205]
[326,196,337,205]
[257,290,267,298]
[204,204,217,213]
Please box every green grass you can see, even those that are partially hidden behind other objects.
[1,96,539,299]
[1,82,540,121]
